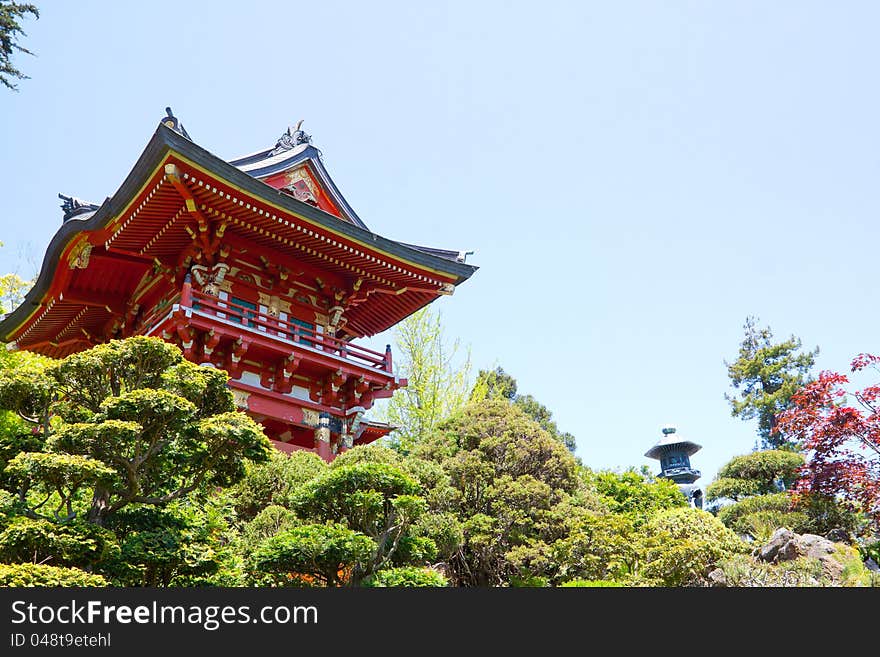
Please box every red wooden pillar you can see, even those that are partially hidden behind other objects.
[180,273,193,308]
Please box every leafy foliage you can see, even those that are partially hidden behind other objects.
[0,337,271,524]
[416,400,582,586]
[293,463,428,578]
[362,566,448,587]
[0,562,107,587]
[707,450,804,503]
[725,316,818,448]
[588,468,686,526]
[0,1,38,91]
[471,367,576,452]
[231,450,326,521]
[777,353,880,530]
[104,501,234,587]
[252,523,374,587]
[383,306,473,453]
[639,508,747,586]
[0,517,118,568]
[716,492,810,541]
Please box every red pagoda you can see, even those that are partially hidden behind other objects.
[0,109,477,461]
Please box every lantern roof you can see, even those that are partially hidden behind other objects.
[644,426,702,460]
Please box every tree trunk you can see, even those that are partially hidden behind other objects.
[87,487,111,526]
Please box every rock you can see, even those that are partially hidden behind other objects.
[758,528,798,562]
[865,557,879,573]
[707,568,727,587]
[797,534,837,560]
[777,539,799,562]
[819,555,844,581]
[755,527,876,583]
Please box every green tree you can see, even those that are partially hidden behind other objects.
[707,450,861,540]
[417,400,582,586]
[0,336,271,526]
[587,468,686,527]
[0,1,38,91]
[725,316,818,448]
[293,462,430,580]
[383,306,473,453]
[0,562,107,587]
[252,523,374,587]
[707,450,805,502]
[104,500,235,587]
[0,516,118,568]
[471,366,577,452]
[230,449,326,521]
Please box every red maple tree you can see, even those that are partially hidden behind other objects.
[777,354,880,528]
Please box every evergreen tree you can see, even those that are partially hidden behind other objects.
[0,1,39,91]
[472,366,577,452]
[725,316,818,448]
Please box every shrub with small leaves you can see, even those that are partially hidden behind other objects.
[0,563,108,587]
[363,566,448,587]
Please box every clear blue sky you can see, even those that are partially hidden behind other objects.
[2,1,879,486]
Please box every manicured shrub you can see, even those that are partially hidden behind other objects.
[0,562,108,587]
[363,567,448,587]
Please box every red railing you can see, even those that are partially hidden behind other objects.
[186,289,391,372]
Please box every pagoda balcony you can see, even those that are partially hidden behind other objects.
[137,287,400,411]
[188,289,391,371]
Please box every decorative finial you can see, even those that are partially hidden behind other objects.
[270,120,312,155]
[58,193,99,223]
[160,106,191,140]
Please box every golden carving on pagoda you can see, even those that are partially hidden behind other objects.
[232,389,251,409]
[302,408,320,426]
[68,242,92,270]
[258,292,292,317]
[191,262,230,296]
[284,168,318,205]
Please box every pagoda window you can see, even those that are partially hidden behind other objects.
[230,296,257,328]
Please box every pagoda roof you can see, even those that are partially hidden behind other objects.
[0,119,477,353]
[227,129,370,230]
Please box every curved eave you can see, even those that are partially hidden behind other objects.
[0,123,478,343]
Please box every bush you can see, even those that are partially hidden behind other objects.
[0,563,108,587]
[714,450,804,493]
[717,493,810,539]
[0,518,119,568]
[232,450,327,521]
[363,567,448,587]
[588,469,686,526]
[330,445,402,469]
[640,508,747,586]
[252,523,374,587]
[559,579,625,587]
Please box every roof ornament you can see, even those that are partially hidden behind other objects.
[58,193,99,223]
[270,119,312,155]
[160,107,191,140]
